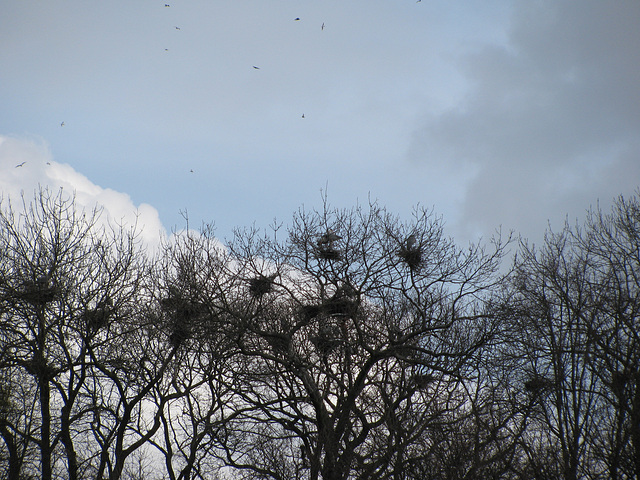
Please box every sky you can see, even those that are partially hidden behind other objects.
[1,0,639,250]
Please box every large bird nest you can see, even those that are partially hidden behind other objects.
[161,289,208,347]
[248,274,277,298]
[524,375,553,393]
[398,245,422,271]
[264,332,291,354]
[322,296,358,317]
[299,292,359,324]
[316,246,342,261]
[411,373,435,390]
[0,384,13,414]
[310,323,343,357]
[18,276,58,304]
[169,321,192,347]
[85,300,112,333]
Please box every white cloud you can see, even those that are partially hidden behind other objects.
[0,134,166,250]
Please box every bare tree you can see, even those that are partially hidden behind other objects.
[0,188,152,480]
[0,367,40,480]
[509,229,603,479]
[162,201,508,480]
[574,194,640,479]
[508,192,640,480]
[148,226,233,480]
[18,188,635,478]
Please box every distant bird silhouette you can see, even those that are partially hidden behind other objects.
[47,162,51,165]
[165,48,169,51]
[15,162,26,168]
[302,113,305,118]
[175,26,180,30]
[321,22,325,30]
[60,121,65,126]
[190,169,194,173]
[165,4,170,6]
[253,65,260,69]
[318,230,342,246]
[294,17,300,21]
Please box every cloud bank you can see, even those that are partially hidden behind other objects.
[0,134,166,250]
[412,0,640,244]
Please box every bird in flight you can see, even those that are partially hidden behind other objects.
[60,121,65,126]
[321,22,325,30]
[294,17,300,21]
[253,65,260,69]
[15,162,26,168]
[302,113,305,118]
[175,26,180,30]
[165,4,170,7]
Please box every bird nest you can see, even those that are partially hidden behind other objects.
[169,321,191,347]
[0,385,13,414]
[524,375,552,393]
[316,246,341,260]
[310,323,343,356]
[248,274,276,297]
[264,332,291,354]
[24,358,57,381]
[322,296,358,317]
[85,306,111,332]
[300,304,322,324]
[19,278,58,304]
[612,371,633,394]
[161,292,208,347]
[299,296,359,324]
[412,373,435,389]
[398,246,422,270]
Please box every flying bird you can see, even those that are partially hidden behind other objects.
[321,22,325,30]
[15,162,26,168]
[175,26,180,30]
[302,113,305,118]
[165,4,170,6]
[60,121,65,126]
[253,65,260,69]
[294,17,300,21]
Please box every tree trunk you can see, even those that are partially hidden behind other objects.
[39,375,52,480]
[632,372,640,480]
[60,405,79,480]
[0,422,22,480]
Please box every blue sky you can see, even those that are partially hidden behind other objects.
[1,0,639,247]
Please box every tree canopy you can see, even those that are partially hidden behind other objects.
[1,188,639,480]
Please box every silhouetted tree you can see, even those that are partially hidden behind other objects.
[573,194,640,480]
[508,191,640,480]
[5,185,637,480]
[150,225,234,480]
[0,188,153,480]
[165,201,508,480]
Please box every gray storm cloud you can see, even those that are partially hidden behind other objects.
[413,0,640,244]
